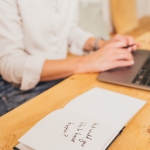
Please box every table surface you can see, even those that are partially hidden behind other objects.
[1,32,150,150]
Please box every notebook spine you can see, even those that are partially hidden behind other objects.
[106,126,125,150]
[13,146,20,150]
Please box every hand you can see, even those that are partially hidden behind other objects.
[108,34,139,51]
[98,34,139,51]
[80,40,134,73]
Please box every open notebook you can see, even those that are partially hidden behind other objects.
[14,87,146,150]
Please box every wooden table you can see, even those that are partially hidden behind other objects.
[0,32,150,150]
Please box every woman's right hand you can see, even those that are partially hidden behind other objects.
[78,40,134,73]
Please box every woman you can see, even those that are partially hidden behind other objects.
[0,0,137,116]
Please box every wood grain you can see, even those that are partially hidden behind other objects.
[136,32,150,50]
[127,16,150,38]
[1,33,150,150]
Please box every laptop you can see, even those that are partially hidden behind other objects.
[98,49,150,91]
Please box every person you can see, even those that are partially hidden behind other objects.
[0,0,138,116]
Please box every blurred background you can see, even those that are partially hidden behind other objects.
[78,0,150,39]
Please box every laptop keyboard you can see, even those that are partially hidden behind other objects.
[132,55,150,86]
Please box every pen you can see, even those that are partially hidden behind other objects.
[123,44,135,49]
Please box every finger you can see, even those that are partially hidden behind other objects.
[132,45,137,51]
[130,44,139,51]
[132,43,140,51]
[125,36,135,45]
[112,34,124,41]
[127,47,132,52]
[114,35,137,50]
[114,50,134,60]
[112,60,135,68]
[124,36,139,51]
[125,44,138,51]
[111,40,128,48]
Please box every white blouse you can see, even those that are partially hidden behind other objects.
[0,0,92,90]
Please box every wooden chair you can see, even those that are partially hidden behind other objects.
[110,0,139,34]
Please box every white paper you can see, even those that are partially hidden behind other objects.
[19,109,119,150]
[15,143,34,150]
[65,87,146,129]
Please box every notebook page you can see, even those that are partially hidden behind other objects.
[64,87,146,129]
[19,109,119,150]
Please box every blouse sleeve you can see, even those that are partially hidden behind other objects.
[0,0,45,90]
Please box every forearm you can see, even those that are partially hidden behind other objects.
[40,38,107,81]
[40,57,85,81]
